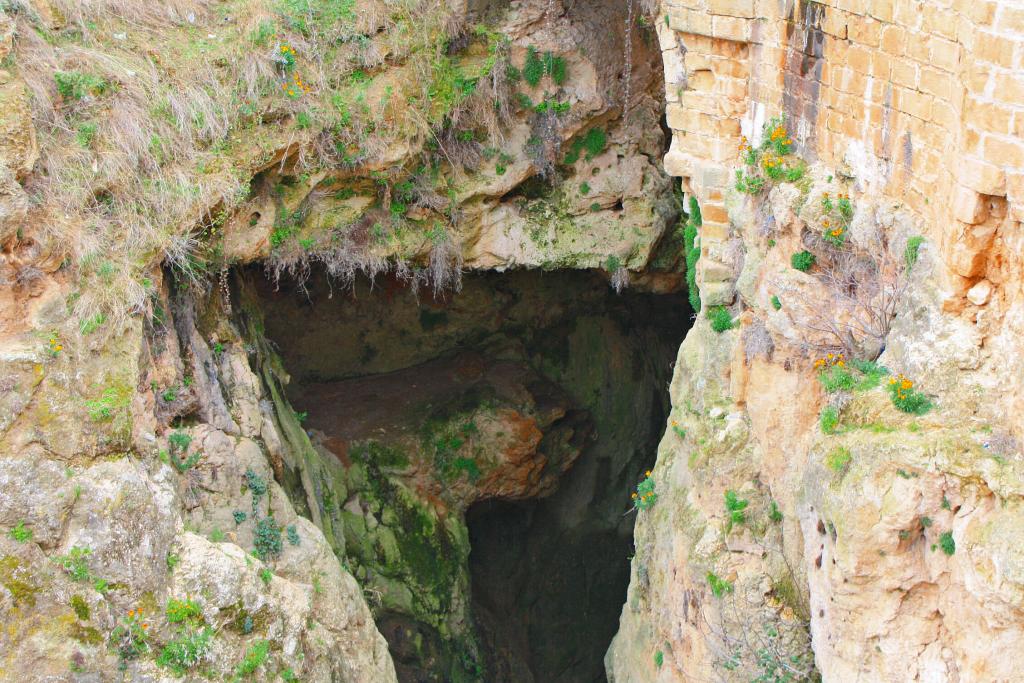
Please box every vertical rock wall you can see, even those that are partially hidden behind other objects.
[608,2,1024,682]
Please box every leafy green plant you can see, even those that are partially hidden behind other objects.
[769,501,783,523]
[770,295,781,310]
[851,358,889,390]
[724,490,748,530]
[887,374,932,414]
[818,364,855,392]
[233,511,247,525]
[938,531,955,555]
[684,197,701,312]
[654,650,664,668]
[259,567,273,585]
[162,386,178,402]
[235,640,270,676]
[254,517,282,560]
[542,51,567,85]
[209,528,225,542]
[156,625,213,675]
[109,609,150,666]
[819,406,840,435]
[825,446,852,473]
[707,571,733,598]
[563,127,606,164]
[790,250,815,272]
[904,235,924,269]
[579,181,591,195]
[8,521,31,543]
[287,524,301,546]
[708,306,734,333]
[76,122,98,148]
[166,552,180,571]
[54,71,110,100]
[165,597,202,624]
[523,46,544,86]
[631,471,657,511]
[56,546,93,582]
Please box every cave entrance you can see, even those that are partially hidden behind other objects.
[246,266,690,682]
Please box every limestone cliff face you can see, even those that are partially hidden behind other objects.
[0,0,678,679]
[608,1,1024,682]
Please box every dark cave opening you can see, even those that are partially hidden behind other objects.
[245,266,690,682]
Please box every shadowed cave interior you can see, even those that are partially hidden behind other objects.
[247,266,690,682]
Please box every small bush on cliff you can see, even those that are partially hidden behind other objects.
[724,490,748,530]
[939,531,956,555]
[905,235,925,270]
[165,597,203,624]
[770,295,781,310]
[254,517,283,560]
[708,306,734,333]
[8,522,32,543]
[887,374,932,414]
[819,406,840,435]
[631,471,657,511]
[790,250,815,272]
[825,446,852,473]
[734,117,802,195]
[684,196,702,313]
[707,571,733,598]
[156,625,213,675]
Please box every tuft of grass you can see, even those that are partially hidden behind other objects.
[707,306,734,333]
[768,501,783,523]
[707,571,733,598]
[905,235,925,270]
[825,446,852,473]
[235,640,270,676]
[523,46,544,86]
[818,364,855,392]
[770,295,781,310]
[156,626,214,675]
[75,122,98,148]
[8,521,32,543]
[820,406,840,435]
[54,71,110,100]
[724,490,748,529]
[851,359,889,390]
[684,196,701,312]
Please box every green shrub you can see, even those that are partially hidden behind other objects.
[708,306,734,333]
[56,547,92,582]
[904,235,924,270]
[236,640,270,675]
[579,181,590,195]
[542,51,567,85]
[564,127,607,164]
[76,122,98,148]
[254,517,282,560]
[851,359,889,390]
[791,250,815,272]
[522,46,544,86]
[818,364,855,392]
[724,490,748,529]
[233,510,247,524]
[259,567,272,585]
[8,521,31,543]
[938,531,955,555]
[654,650,664,668]
[286,524,301,546]
[684,197,701,312]
[825,446,852,472]
[768,501,783,523]
[54,71,110,100]
[887,374,932,414]
[632,471,656,511]
[707,571,733,598]
[819,406,840,434]
[165,597,202,624]
[156,626,213,674]
[770,295,781,310]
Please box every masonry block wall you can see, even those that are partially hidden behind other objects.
[656,0,1024,318]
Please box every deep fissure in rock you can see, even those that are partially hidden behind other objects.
[247,267,689,682]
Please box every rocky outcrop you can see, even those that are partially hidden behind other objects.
[608,2,1024,682]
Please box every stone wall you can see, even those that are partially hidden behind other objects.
[658,1,1024,387]
[607,2,1024,682]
